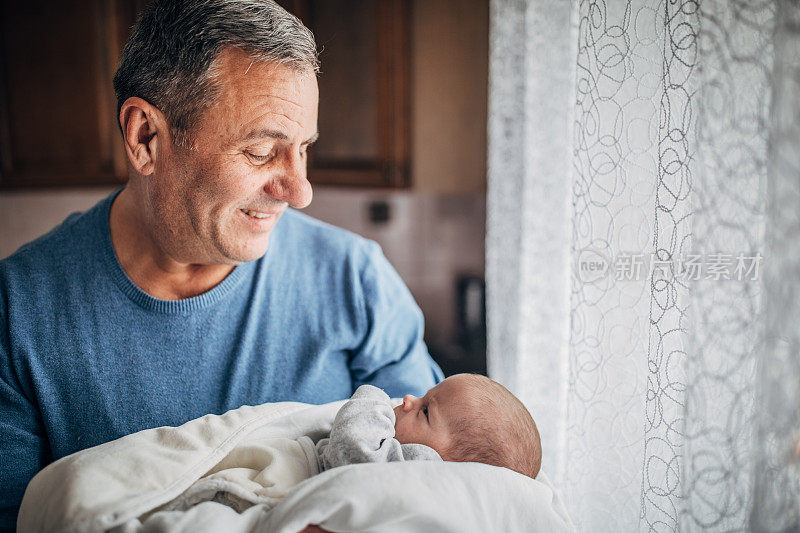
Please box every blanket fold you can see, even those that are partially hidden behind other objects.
[19,401,342,533]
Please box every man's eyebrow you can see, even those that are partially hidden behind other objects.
[238,128,319,145]
[239,128,288,143]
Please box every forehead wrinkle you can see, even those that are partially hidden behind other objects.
[270,111,304,130]
[225,112,306,149]
[245,110,304,133]
[236,89,306,112]
[257,93,306,108]
[219,89,307,123]
[211,49,315,111]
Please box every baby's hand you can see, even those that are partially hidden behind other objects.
[351,384,390,402]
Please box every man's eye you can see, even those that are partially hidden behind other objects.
[244,151,274,164]
[423,407,428,418]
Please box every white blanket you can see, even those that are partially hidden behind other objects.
[19,400,574,533]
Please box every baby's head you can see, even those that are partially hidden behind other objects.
[393,373,542,478]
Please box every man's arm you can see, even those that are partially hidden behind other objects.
[0,335,49,532]
[316,385,441,470]
[349,242,444,398]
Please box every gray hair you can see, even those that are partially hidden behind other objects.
[113,0,319,147]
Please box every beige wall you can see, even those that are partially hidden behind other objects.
[0,188,117,259]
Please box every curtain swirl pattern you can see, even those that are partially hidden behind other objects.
[486,1,800,531]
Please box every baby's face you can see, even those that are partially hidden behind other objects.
[393,374,475,457]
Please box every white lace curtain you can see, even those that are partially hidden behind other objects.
[486,0,800,531]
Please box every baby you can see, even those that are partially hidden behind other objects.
[46,374,542,524]
[316,373,542,479]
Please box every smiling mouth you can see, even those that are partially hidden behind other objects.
[240,209,275,219]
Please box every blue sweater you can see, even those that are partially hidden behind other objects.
[0,188,442,529]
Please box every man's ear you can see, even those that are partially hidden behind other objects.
[119,97,168,176]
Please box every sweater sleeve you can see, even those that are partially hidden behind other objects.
[316,385,441,471]
[349,241,443,398]
[0,300,50,532]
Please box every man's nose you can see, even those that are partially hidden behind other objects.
[263,150,313,208]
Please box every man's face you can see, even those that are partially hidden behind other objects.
[146,47,319,265]
[393,375,474,457]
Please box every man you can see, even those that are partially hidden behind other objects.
[0,1,442,528]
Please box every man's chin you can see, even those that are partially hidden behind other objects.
[219,236,272,264]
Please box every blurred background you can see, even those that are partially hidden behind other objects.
[0,0,489,376]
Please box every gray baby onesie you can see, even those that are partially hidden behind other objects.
[316,384,443,471]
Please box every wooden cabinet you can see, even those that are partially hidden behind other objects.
[0,0,411,189]
[276,0,412,188]
[0,0,146,189]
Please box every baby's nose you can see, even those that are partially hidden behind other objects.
[402,395,417,411]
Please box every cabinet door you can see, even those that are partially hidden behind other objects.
[279,0,411,188]
[0,0,140,189]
